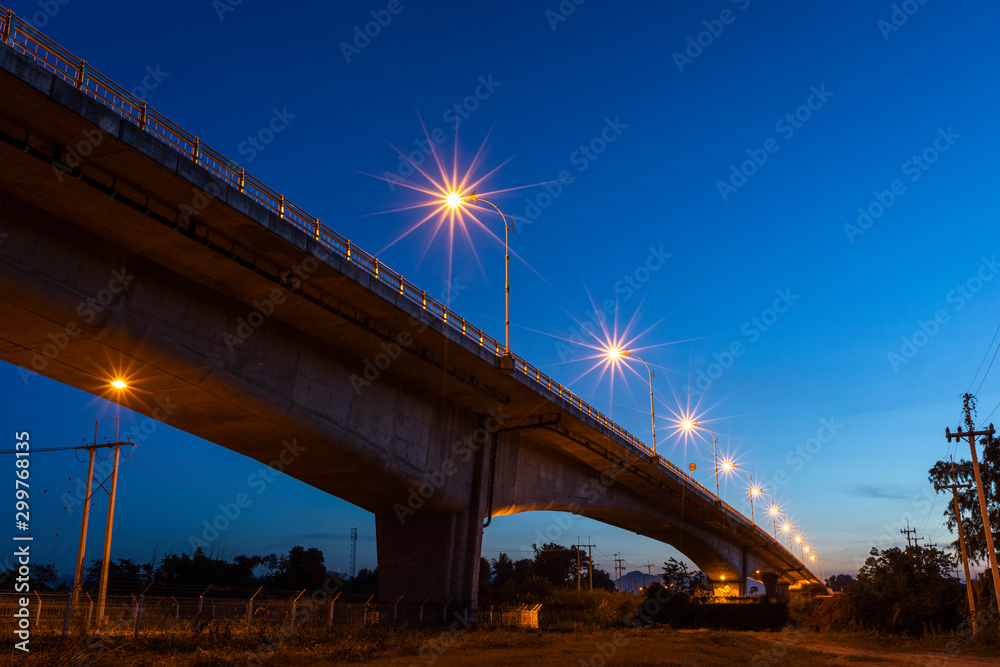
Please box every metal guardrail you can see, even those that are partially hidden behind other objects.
[0,5,816,579]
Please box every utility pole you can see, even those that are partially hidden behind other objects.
[935,463,977,634]
[96,420,123,623]
[900,519,916,548]
[614,553,623,592]
[72,424,98,608]
[350,528,357,579]
[644,561,655,588]
[946,395,1000,625]
[575,543,581,592]
[572,538,597,591]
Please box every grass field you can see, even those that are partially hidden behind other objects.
[4,625,999,666]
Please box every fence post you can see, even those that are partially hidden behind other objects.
[2,9,12,45]
[290,590,305,633]
[248,586,263,633]
[34,591,42,625]
[134,595,144,638]
[443,597,452,625]
[77,59,86,90]
[328,591,340,628]
[394,595,403,623]
[170,596,180,626]
[197,584,213,633]
[85,592,93,631]
[419,597,429,628]
[62,591,74,638]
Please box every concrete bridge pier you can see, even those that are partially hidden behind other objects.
[759,573,791,600]
[375,508,485,616]
[376,418,491,618]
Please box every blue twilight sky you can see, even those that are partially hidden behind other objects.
[3,0,1000,582]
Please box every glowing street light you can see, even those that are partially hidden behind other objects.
[110,379,127,389]
[769,506,781,539]
[446,190,513,354]
[606,346,657,454]
[681,420,723,503]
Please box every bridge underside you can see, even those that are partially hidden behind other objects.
[0,44,821,611]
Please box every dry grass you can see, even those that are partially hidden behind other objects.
[3,624,999,666]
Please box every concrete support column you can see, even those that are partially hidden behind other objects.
[376,510,483,608]
[761,573,779,599]
[376,415,491,617]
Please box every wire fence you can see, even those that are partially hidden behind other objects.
[0,591,541,637]
[0,4,815,577]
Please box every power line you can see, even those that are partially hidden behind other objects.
[968,321,1000,394]
[135,447,372,526]
[122,459,375,535]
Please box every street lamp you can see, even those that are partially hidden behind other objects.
[680,420,722,503]
[719,462,763,527]
[781,523,792,549]
[446,190,513,354]
[795,533,803,556]
[607,347,656,454]
[769,506,781,539]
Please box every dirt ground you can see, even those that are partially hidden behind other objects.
[4,627,998,666]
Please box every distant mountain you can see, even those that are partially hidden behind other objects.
[615,569,661,592]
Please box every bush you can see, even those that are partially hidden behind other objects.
[840,546,965,635]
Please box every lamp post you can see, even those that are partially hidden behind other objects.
[795,533,803,557]
[681,420,721,503]
[607,347,656,454]
[769,506,780,539]
[447,191,513,354]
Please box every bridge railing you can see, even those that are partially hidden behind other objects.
[0,5,816,577]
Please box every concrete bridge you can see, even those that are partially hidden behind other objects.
[0,8,823,612]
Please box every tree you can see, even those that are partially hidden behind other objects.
[590,565,616,592]
[661,558,708,596]
[490,553,515,586]
[928,394,999,564]
[286,546,325,590]
[83,557,151,594]
[531,543,585,586]
[512,558,533,585]
[28,563,59,591]
[840,546,964,635]
[826,573,855,593]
